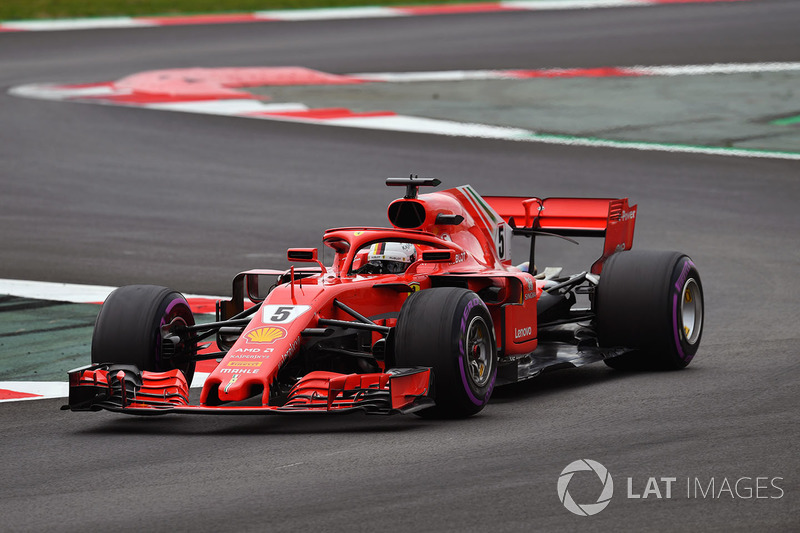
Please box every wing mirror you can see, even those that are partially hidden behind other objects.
[287,248,318,262]
[287,248,327,275]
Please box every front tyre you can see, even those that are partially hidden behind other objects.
[91,285,197,384]
[596,251,704,370]
[394,288,497,418]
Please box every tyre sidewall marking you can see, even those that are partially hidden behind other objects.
[457,296,495,406]
[671,259,699,362]
[158,295,194,373]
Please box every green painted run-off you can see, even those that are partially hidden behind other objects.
[771,115,800,126]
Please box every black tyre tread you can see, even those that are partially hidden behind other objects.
[597,250,702,370]
[92,285,196,383]
[394,287,497,418]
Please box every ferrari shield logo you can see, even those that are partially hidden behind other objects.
[224,374,239,394]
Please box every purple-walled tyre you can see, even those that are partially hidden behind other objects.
[596,251,704,370]
[394,287,497,418]
[92,285,197,385]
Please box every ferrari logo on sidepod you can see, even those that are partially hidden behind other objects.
[246,327,286,343]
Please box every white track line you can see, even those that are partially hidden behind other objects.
[0,374,211,403]
[0,278,221,401]
[0,1,747,32]
[9,62,800,161]
[0,278,221,304]
[0,279,109,402]
[0,382,69,402]
[0,17,155,31]
[255,6,404,21]
[352,62,800,81]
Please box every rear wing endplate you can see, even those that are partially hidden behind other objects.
[483,196,637,274]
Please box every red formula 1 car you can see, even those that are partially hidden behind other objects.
[65,178,704,418]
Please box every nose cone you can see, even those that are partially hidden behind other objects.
[201,327,293,405]
[217,372,260,402]
[200,366,266,404]
[200,292,318,406]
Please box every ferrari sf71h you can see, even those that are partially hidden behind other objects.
[66,177,704,418]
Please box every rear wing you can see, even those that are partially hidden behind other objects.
[483,196,637,274]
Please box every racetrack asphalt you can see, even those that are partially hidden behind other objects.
[1,1,799,531]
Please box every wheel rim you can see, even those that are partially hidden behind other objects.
[466,316,493,387]
[158,299,194,373]
[680,278,703,345]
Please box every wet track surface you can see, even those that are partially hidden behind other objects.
[1,1,799,530]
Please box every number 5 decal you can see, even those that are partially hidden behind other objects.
[497,229,505,258]
[261,305,311,324]
[496,223,511,261]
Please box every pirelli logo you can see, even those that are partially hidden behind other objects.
[227,361,262,368]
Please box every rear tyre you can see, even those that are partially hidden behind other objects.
[596,251,703,370]
[394,288,497,418]
[92,285,197,384]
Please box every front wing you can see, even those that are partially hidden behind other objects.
[63,364,433,416]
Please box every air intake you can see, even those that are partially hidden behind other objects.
[388,200,427,229]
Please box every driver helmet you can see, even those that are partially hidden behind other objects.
[367,242,416,274]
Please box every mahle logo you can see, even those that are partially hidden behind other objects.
[557,459,614,516]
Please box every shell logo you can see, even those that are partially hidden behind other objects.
[246,327,286,343]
